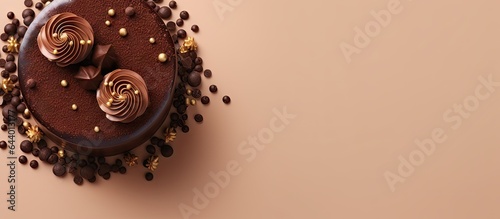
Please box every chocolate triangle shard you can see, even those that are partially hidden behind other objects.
[74,65,103,90]
[92,44,117,72]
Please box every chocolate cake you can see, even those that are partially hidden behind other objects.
[18,0,177,156]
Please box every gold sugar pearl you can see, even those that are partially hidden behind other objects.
[94,126,100,133]
[105,20,111,26]
[45,1,51,6]
[80,40,85,45]
[87,40,92,44]
[149,37,155,44]
[119,28,127,37]
[24,109,30,116]
[108,9,115,17]
[23,121,30,128]
[185,98,190,105]
[57,149,65,158]
[134,90,139,95]
[52,33,57,37]
[106,102,111,107]
[60,33,68,40]
[108,81,114,86]
[190,99,196,106]
[126,84,132,89]
[158,53,167,62]
[60,80,68,87]
[71,104,78,111]
[69,41,74,46]
[52,49,58,54]
[186,89,192,96]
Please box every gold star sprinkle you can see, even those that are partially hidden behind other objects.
[2,78,14,93]
[165,127,177,143]
[146,155,159,172]
[180,37,197,54]
[7,36,20,54]
[26,125,43,143]
[123,153,138,167]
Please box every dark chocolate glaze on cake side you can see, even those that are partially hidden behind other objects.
[18,0,177,156]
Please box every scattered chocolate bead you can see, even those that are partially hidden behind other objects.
[153,0,163,3]
[150,136,159,145]
[11,19,20,26]
[2,45,8,53]
[194,114,203,123]
[160,145,173,157]
[35,2,43,10]
[1,71,9,79]
[147,1,156,8]
[115,159,122,166]
[7,12,15,20]
[78,159,87,167]
[48,154,59,164]
[181,114,188,121]
[191,25,199,33]
[5,61,17,73]
[17,26,27,37]
[166,21,176,31]
[0,33,7,41]
[169,0,177,9]
[177,29,187,39]
[10,75,18,83]
[4,24,16,35]
[146,144,156,154]
[38,148,51,162]
[26,79,36,88]
[17,125,25,135]
[87,156,95,163]
[181,125,189,133]
[12,88,20,97]
[145,172,154,181]
[20,140,33,153]
[192,89,202,98]
[119,166,127,174]
[73,175,83,185]
[125,6,135,17]
[16,103,26,113]
[97,156,106,164]
[0,140,6,149]
[11,97,20,107]
[203,69,212,78]
[158,6,172,19]
[103,172,111,180]
[111,164,119,173]
[0,59,5,67]
[80,166,95,180]
[22,9,35,18]
[6,54,14,62]
[32,148,39,157]
[19,155,28,164]
[194,64,203,72]
[209,85,218,93]
[154,5,160,12]
[24,16,34,26]
[30,160,38,169]
[1,124,7,131]
[37,139,47,148]
[53,163,66,176]
[180,10,189,20]
[194,57,203,65]
[187,72,201,87]
[50,146,59,153]
[201,96,210,104]
[24,0,34,7]
[222,95,231,104]
[176,18,184,27]
[88,176,97,183]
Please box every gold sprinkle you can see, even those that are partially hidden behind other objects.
[185,98,190,106]
[158,53,167,62]
[190,99,196,106]
[52,49,58,54]
[186,89,192,96]
[80,40,85,45]
[180,37,198,54]
[60,33,68,40]
[23,121,30,128]
[146,155,159,172]
[94,126,100,133]
[108,9,116,17]
[134,90,139,95]
[69,41,74,46]
[164,127,177,143]
[126,84,132,89]
[26,125,43,143]
[52,33,58,38]
[149,37,155,44]
[6,37,19,53]
[57,149,65,158]
[123,153,138,167]
[87,40,92,44]
[1,78,14,93]
[71,104,78,111]
[60,80,68,87]
[105,20,111,26]
[108,81,114,86]
[119,28,127,37]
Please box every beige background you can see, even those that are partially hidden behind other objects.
[2,0,500,218]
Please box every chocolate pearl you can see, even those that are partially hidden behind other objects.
[176,18,184,27]
[222,95,231,104]
[48,154,58,164]
[0,33,7,41]
[158,6,172,19]
[201,96,210,104]
[58,158,66,165]
[18,126,26,135]
[209,85,218,93]
[1,124,7,131]
[98,164,111,176]
[180,11,189,20]
[20,140,33,153]
[5,61,17,73]
[37,139,47,148]
[87,156,95,163]
[177,29,187,39]
[1,71,9,79]
[26,79,36,88]
[192,89,202,98]
[125,7,135,17]
[169,0,177,9]
[19,155,28,164]
[22,9,34,19]
[0,59,5,67]
[6,54,14,62]
[146,144,156,154]
[68,166,77,174]
[65,156,72,164]
[11,88,20,97]
[11,19,20,27]
[187,72,201,87]
[170,113,179,121]
[102,172,111,180]
[181,125,189,133]
[35,2,43,10]
[154,5,160,12]
[15,117,23,126]
[0,140,6,149]
[4,24,16,35]
[2,104,14,118]
[194,64,203,72]
[24,16,34,26]
[160,145,173,157]
[73,176,83,185]
[53,163,66,176]
[153,0,163,3]
[11,97,20,107]
[38,148,54,159]
[147,0,156,8]
[204,69,212,78]
[97,156,105,164]
[181,114,188,121]
[2,45,8,53]
[191,25,199,33]
[116,166,125,174]
[142,159,148,168]
[30,160,38,169]
[7,12,14,19]
[50,146,58,153]
[166,21,176,31]
[10,75,18,83]
[172,34,178,43]
[17,26,27,37]
[111,164,119,172]
[150,136,159,145]
[88,176,97,183]
[32,148,39,157]
[194,114,203,123]
[194,57,203,65]
[16,103,26,113]
[157,140,165,147]
[78,159,87,167]
[145,172,154,181]
[80,166,95,180]
[25,0,33,7]
[89,162,98,170]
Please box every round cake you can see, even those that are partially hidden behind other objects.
[18,0,177,156]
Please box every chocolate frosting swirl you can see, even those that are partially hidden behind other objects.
[37,12,94,67]
[96,69,149,123]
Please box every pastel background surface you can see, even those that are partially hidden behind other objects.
[1,0,500,218]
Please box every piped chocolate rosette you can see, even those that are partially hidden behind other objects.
[96,69,149,123]
[37,12,94,67]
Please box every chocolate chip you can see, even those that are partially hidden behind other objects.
[168,0,177,8]
[180,11,189,20]
[17,26,27,37]
[158,6,172,19]
[177,29,187,39]
[201,96,210,105]
[22,9,34,18]
[24,16,34,26]
[35,2,43,10]
[0,33,7,41]
[176,18,184,27]
[160,145,173,157]
[5,61,17,73]
[4,24,16,35]
[32,148,39,157]
[18,155,28,164]
[125,7,135,17]
[48,154,58,164]
[187,72,201,87]
[223,95,231,104]
[146,144,156,154]
[73,175,83,185]
[80,166,95,180]
[20,140,33,153]
[145,172,154,181]
[30,160,38,169]
[11,19,20,27]
[26,79,36,89]
[191,25,199,33]
[7,12,14,20]
[166,21,176,31]
[37,139,47,148]
[0,140,6,149]
[194,114,203,123]
[119,166,127,174]
[53,163,66,176]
